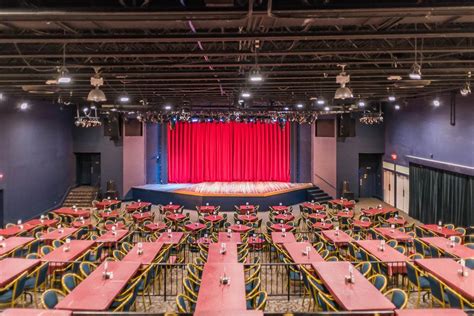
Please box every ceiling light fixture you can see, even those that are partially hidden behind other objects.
[164,105,172,110]
[87,68,106,102]
[324,106,330,112]
[409,63,422,80]
[432,98,441,107]
[241,91,251,98]
[284,107,289,111]
[296,103,304,109]
[394,104,401,110]
[334,64,353,100]
[358,99,366,107]
[19,102,29,111]
[460,71,471,96]
[317,98,325,105]
[388,95,396,102]
[119,94,130,103]
[249,42,263,82]
[57,44,72,84]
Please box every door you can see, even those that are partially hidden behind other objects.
[383,170,395,206]
[76,153,101,186]
[396,174,409,213]
[358,154,383,199]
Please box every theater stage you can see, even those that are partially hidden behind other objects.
[131,182,313,211]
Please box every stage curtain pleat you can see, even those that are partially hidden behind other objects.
[167,121,290,183]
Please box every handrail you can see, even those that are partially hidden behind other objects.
[313,173,337,191]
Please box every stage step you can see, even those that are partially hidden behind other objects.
[306,185,332,204]
[63,186,98,208]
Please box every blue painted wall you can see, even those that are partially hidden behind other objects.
[0,102,74,224]
[145,123,159,184]
[291,123,312,183]
[72,125,124,197]
[384,94,474,168]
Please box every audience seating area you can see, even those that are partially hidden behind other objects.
[0,199,473,315]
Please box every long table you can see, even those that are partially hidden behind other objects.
[39,228,78,241]
[311,261,395,311]
[375,227,413,242]
[283,242,324,264]
[356,240,408,275]
[1,308,72,316]
[0,258,40,287]
[322,230,354,246]
[395,309,467,316]
[421,237,474,259]
[122,242,164,266]
[41,240,95,270]
[271,232,296,244]
[0,236,34,257]
[206,242,239,263]
[415,258,473,301]
[421,224,462,238]
[194,263,247,314]
[55,261,141,311]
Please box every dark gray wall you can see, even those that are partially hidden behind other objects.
[0,102,74,224]
[336,118,385,198]
[145,123,158,184]
[72,126,124,197]
[290,123,312,183]
[384,94,474,168]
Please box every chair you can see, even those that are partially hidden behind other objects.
[408,253,424,260]
[183,277,200,299]
[24,262,49,307]
[444,224,455,230]
[367,274,388,293]
[465,243,474,250]
[121,241,133,253]
[445,286,474,309]
[317,291,338,311]
[26,253,39,259]
[61,273,83,294]
[405,262,431,307]
[79,262,97,279]
[384,288,408,309]
[52,240,63,248]
[0,272,28,308]
[41,289,67,309]
[325,256,339,262]
[455,227,466,235]
[246,290,267,310]
[465,258,474,269]
[394,245,406,254]
[112,249,126,261]
[355,262,372,277]
[429,245,442,258]
[426,273,448,307]
[176,294,196,313]
[387,239,398,248]
[40,245,54,256]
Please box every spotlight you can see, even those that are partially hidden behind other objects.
[358,100,366,107]
[283,107,289,111]
[241,91,251,98]
[432,98,441,107]
[296,103,304,109]
[388,95,396,102]
[82,107,89,113]
[249,69,263,82]
[119,94,130,103]
[110,107,117,112]
[164,105,172,110]
[324,106,330,112]
[57,67,72,84]
[19,102,29,111]
[409,63,422,80]
[317,98,325,105]
[394,104,400,110]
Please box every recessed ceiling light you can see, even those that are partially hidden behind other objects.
[164,105,172,110]
[241,91,251,98]
[19,102,29,110]
[432,98,441,107]
[296,103,304,109]
[358,100,366,107]
[119,95,130,103]
[394,104,400,110]
[249,69,263,82]
[284,107,289,111]
[324,106,330,112]
[388,95,396,102]
[317,99,325,105]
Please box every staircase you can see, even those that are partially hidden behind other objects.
[306,185,332,204]
[62,186,99,208]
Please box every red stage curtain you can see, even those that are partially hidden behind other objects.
[167,121,290,183]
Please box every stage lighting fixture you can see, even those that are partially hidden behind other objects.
[241,91,251,98]
[324,106,330,112]
[460,72,471,96]
[409,63,422,80]
[432,98,441,107]
[388,95,396,102]
[249,69,263,82]
[284,107,289,111]
[119,93,130,103]
[394,104,400,110]
[19,102,29,111]
[296,103,304,109]
[57,67,72,84]
[317,98,325,105]
[358,100,366,107]
[164,105,172,110]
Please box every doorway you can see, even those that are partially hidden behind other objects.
[75,153,101,186]
[358,153,383,199]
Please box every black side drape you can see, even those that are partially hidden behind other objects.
[409,163,473,227]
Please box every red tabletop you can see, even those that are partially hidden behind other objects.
[72,219,92,228]
[237,214,258,222]
[156,231,184,244]
[330,199,355,208]
[217,232,242,244]
[270,223,293,232]
[322,230,354,246]
[98,210,119,219]
[274,214,295,222]
[196,237,214,244]
[386,217,407,225]
[96,229,128,243]
[53,207,90,218]
[302,203,325,212]
[312,222,333,230]
[55,261,141,311]
[421,237,474,259]
[41,240,95,269]
[207,242,239,263]
[356,240,408,275]
[415,258,473,301]
[229,224,252,233]
[353,220,372,228]
[375,227,413,242]
[307,213,327,220]
[131,211,153,222]
[0,221,43,237]
[126,202,152,213]
[195,311,263,316]
[166,213,186,222]
[0,236,34,257]
[0,258,40,287]
[122,242,164,266]
[247,236,265,247]
[203,215,223,223]
[421,224,462,238]
[271,205,289,213]
[239,205,255,211]
[95,199,121,210]
[163,204,181,211]
[144,222,167,232]
[311,261,395,311]
[185,222,206,232]
[197,205,216,213]
[395,309,467,316]
[283,242,324,264]
[271,232,296,244]
[104,222,126,231]
[25,218,58,227]
[337,211,354,218]
[39,227,78,241]
[362,208,393,217]
[195,263,246,313]
[2,309,72,316]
